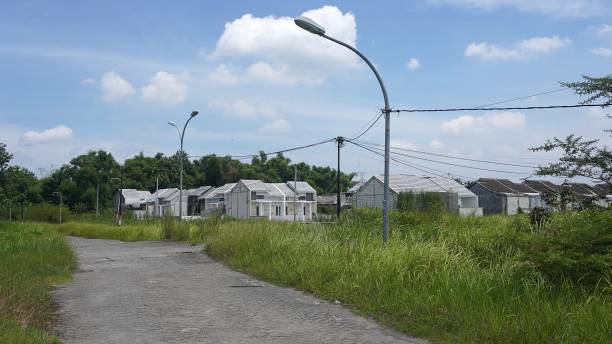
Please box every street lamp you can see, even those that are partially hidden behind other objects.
[168,110,199,219]
[294,15,392,243]
[52,191,62,224]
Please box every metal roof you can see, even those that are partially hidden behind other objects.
[475,178,537,195]
[203,183,236,199]
[145,188,178,203]
[187,186,212,197]
[239,180,298,197]
[286,181,316,194]
[372,175,476,197]
[120,189,151,207]
[563,183,599,197]
[523,180,558,193]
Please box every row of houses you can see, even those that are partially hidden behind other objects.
[346,175,611,216]
[117,175,611,220]
[116,179,318,221]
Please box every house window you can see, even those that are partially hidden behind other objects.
[251,191,256,200]
[303,206,306,215]
[256,206,260,217]
[275,206,281,216]
[285,206,288,215]
[306,193,314,201]
[256,195,265,199]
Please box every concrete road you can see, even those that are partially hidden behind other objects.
[53,237,425,344]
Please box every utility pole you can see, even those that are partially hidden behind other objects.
[293,165,297,222]
[118,168,123,225]
[96,183,99,217]
[336,136,345,218]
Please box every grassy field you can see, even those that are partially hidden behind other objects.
[202,209,611,344]
[0,222,75,344]
[14,209,610,343]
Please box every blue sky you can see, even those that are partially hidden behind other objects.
[0,0,610,182]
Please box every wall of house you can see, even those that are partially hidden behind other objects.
[470,183,502,215]
[353,178,398,209]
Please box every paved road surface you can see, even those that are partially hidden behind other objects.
[53,237,425,344]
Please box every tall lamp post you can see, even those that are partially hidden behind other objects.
[52,191,62,224]
[294,16,392,243]
[168,110,199,219]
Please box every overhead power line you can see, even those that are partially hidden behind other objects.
[350,110,384,140]
[353,139,540,168]
[475,87,568,108]
[189,138,335,160]
[349,139,530,175]
[393,103,609,113]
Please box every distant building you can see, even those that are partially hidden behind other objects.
[145,188,178,217]
[186,186,212,216]
[522,180,559,208]
[563,182,610,208]
[353,175,482,216]
[202,183,236,212]
[225,180,317,221]
[469,178,540,215]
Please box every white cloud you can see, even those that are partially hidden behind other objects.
[258,118,291,134]
[465,36,571,60]
[390,139,418,150]
[141,71,187,105]
[100,71,135,102]
[81,78,97,86]
[429,139,445,150]
[21,125,73,143]
[208,64,240,85]
[208,99,276,118]
[591,47,612,56]
[431,0,609,17]
[594,24,612,37]
[406,58,421,70]
[440,112,526,135]
[210,6,359,85]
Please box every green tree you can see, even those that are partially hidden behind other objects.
[530,75,611,185]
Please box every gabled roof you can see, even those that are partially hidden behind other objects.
[145,188,178,203]
[187,186,212,197]
[238,179,297,197]
[370,175,477,197]
[120,189,151,207]
[203,183,236,199]
[523,180,558,193]
[593,183,612,196]
[347,182,363,194]
[563,183,599,197]
[286,181,316,194]
[474,178,537,195]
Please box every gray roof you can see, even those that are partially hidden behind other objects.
[523,180,558,193]
[347,182,363,194]
[187,186,212,197]
[373,175,476,197]
[121,189,151,207]
[239,180,297,197]
[286,181,316,194]
[474,178,538,195]
[146,188,178,203]
[203,183,236,199]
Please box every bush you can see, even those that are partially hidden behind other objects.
[0,203,71,223]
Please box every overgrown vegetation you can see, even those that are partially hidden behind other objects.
[0,222,75,343]
[200,209,611,343]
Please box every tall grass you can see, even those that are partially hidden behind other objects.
[0,221,75,343]
[203,209,611,343]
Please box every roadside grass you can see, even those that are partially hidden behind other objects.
[0,221,75,344]
[202,209,611,344]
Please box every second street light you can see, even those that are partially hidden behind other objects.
[168,110,199,219]
[294,15,392,243]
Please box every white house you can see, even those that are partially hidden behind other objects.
[225,179,317,221]
[145,188,179,217]
[353,175,482,216]
[202,183,236,211]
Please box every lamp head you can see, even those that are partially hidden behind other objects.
[294,16,325,35]
[190,110,199,117]
[168,121,176,127]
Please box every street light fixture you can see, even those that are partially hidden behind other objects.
[168,110,199,219]
[294,15,392,243]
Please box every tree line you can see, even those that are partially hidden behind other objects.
[0,146,356,212]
